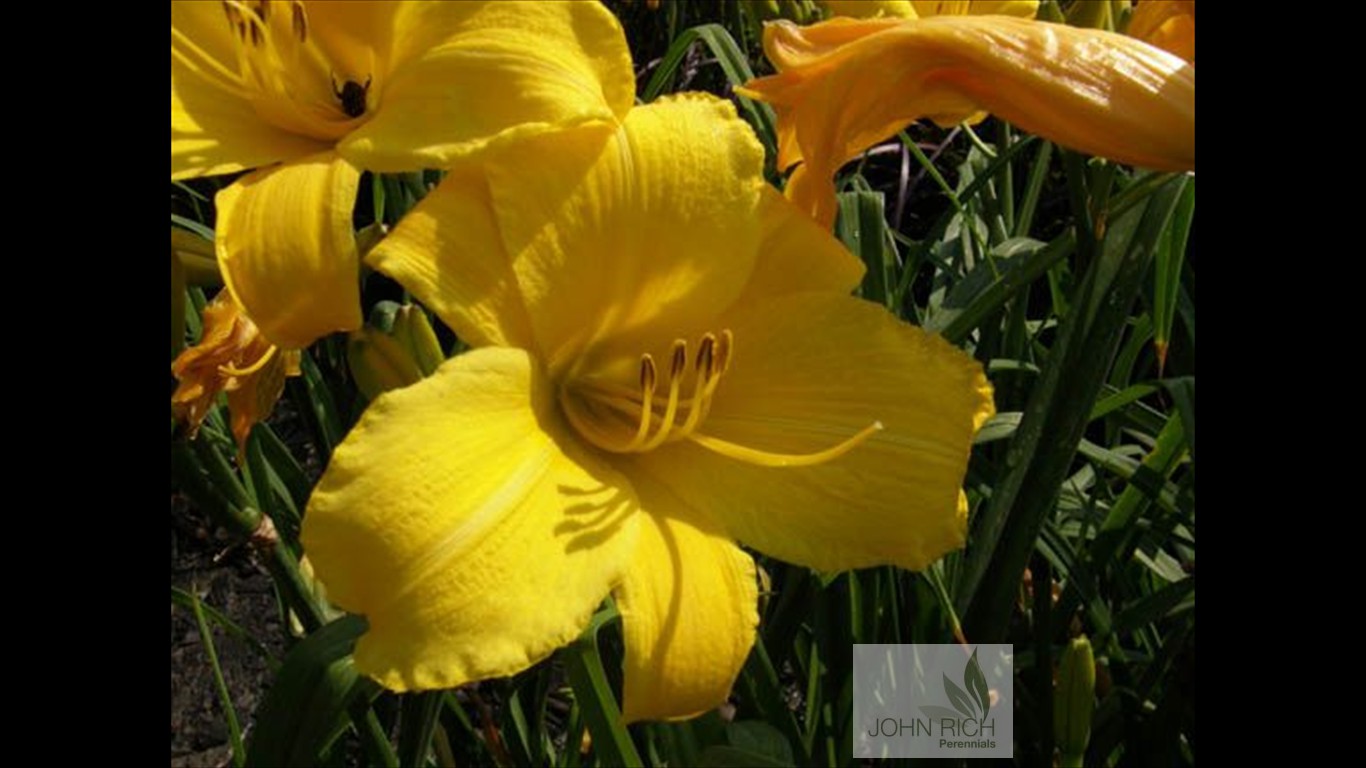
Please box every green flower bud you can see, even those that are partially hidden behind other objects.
[1055,636,1096,767]
[347,303,445,401]
[1065,0,1113,30]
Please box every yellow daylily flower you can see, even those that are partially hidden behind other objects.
[739,14,1195,227]
[171,0,634,349]
[301,94,994,722]
[1127,0,1194,63]
[172,289,301,454]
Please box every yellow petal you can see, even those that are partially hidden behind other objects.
[735,186,866,302]
[481,95,767,376]
[302,347,639,691]
[216,152,362,349]
[171,1,329,179]
[821,0,919,18]
[338,0,635,172]
[299,1,396,86]
[1127,0,1195,64]
[366,163,534,349]
[742,16,1195,227]
[632,293,994,572]
[760,16,903,71]
[614,474,757,723]
[911,0,1039,17]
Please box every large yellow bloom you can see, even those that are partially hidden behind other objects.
[300,95,994,721]
[170,0,634,348]
[740,14,1195,227]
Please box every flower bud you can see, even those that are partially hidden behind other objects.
[346,303,445,400]
[1055,635,1096,766]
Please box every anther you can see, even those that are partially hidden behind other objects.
[622,354,658,451]
[639,354,657,393]
[715,330,733,375]
[669,340,687,379]
[675,335,717,437]
[291,1,308,42]
[695,333,715,380]
[639,341,688,451]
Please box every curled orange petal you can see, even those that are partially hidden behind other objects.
[742,15,1194,227]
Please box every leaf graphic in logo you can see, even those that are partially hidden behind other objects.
[965,648,991,722]
[943,674,977,720]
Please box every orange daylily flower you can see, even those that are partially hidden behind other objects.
[740,14,1195,227]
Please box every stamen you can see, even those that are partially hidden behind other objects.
[563,327,874,467]
[674,334,716,437]
[688,421,884,468]
[291,0,308,42]
[218,344,279,377]
[171,26,251,99]
[639,341,687,451]
[692,330,731,426]
[620,355,657,452]
[222,1,243,34]
[714,329,733,375]
[238,0,268,48]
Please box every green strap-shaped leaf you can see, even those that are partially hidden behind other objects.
[171,247,186,359]
[836,191,894,309]
[640,24,777,154]
[959,174,1189,640]
[1152,178,1195,372]
[561,606,643,767]
[245,615,378,767]
[699,745,792,767]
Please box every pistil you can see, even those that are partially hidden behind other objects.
[218,343,279,377]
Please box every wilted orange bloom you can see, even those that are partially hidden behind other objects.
[172,290,301,452]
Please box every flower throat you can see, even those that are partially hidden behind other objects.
[563,331,881,467]
[171,1,370,140]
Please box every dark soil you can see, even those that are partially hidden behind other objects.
[171,493,288,768]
